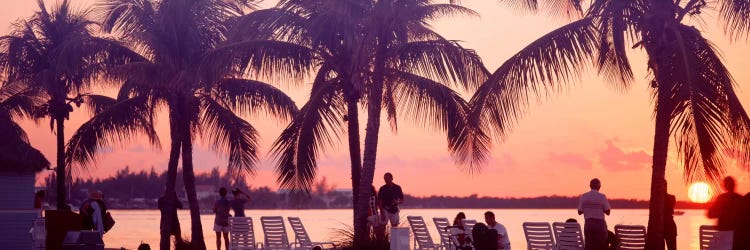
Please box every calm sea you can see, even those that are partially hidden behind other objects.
[102,208,712,250]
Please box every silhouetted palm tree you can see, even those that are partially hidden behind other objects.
[96,0,310,248]
[256,0,488,245]
[475,0,750,247]
[0,0,141,209]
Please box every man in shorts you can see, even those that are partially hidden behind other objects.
[378,172,404,227]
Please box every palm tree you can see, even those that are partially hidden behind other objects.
[257,0,489,245]
[97,0,312,248]
[473,0,750,248]
[0,0,141,209]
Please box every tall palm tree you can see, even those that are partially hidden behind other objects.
[474,0,750,248]
[257,0,489,245]
[97,0,312,248]
[0,0,141,209]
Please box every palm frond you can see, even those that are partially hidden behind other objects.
[658,24,750,182]
[198,96,260,178]
[389,39,489,91]
[82,94,117,116]
[65,95,159,171]
[212,78,299,119]
[204,40,316,84]
[388,70,490,171]
[469,18,597,141]
[270,77,346,194]
[718,0,750,39]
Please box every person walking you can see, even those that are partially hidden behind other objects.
[707,176,743,250]
[213,187,231,250]
[231,188,251,217]
[158,190,183,250]
[578,178,611,250]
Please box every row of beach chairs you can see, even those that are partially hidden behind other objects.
[406,215,722,250]
[229,216,336,250]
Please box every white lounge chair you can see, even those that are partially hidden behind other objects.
[287,217,336,249]
[614,224,646,250]
[261,216,292,250]
[432,217,452,248]
[522,222,555,250]
[699,225,719,250]
[461,219,477,235]
[229,217,263,250]
[407,216,445,249]
[552,222,584,250]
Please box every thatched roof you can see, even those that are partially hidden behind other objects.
[0,139,50,174]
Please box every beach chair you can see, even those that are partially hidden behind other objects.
[407,216,445,249]
[552,222,584,250]
[699,225,719,250]
[461,219,477,235]
[432,217,452,247]
[261,216,292,250]
[522,222,555,250]
[287,217,336,249]
[229,217,263,250]
[614,224,646,250]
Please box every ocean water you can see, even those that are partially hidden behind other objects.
[102,208,713,250]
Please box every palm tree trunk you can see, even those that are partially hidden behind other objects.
[645,84,670,250]
[345,90,362,228]
[354,38,388,246]
[181,121,207,250]
[55,118,66,209]
[161,118,182,250]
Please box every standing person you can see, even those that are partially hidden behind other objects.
[578,178,611,250]
[707,176,743,250]
[378,172,404,227]
[158,190,183,250]
[213,187,231,250]
[367,186,380,232]
[34,190,45,209]
[484,211,510,249]
[231,188,251,217]
[80,190,106,235]
[664,190,677,250]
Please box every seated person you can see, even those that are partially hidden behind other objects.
[485,211,510,249]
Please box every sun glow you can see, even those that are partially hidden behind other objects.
[688,182,712,203]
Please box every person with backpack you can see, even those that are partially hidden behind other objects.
[213,187,231,250]
[80,190,106,234]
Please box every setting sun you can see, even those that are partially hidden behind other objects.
[688,182,713,203]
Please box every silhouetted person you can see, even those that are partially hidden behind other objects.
[367,186,380,234]
[578,178,611,250]
[34,190,45,209]
[471,222,498,250]
[484,211,510,249]
[378,172,404,227]
[80,190,106,235]
[230,188,251,217]
[453,212,467,228]
[664,191,677,250]
[708,176,742,249]
[213,187,231,250]
[159,190,183,250]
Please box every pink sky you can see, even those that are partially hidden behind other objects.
[3,0,750,200]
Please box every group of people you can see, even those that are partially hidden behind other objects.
[212,187,252,250]
[707,176,750,250]
[451,211,511,249]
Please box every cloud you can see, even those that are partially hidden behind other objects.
[548,152,593,170]
[127,145,148,153]
[598,140,651,171]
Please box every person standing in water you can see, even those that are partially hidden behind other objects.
[231,188,251,217]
